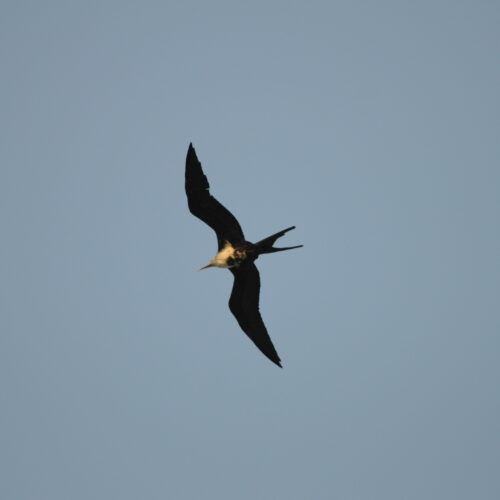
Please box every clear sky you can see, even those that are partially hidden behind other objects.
[1,1,499,499]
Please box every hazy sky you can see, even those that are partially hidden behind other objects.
[1,2,499,499]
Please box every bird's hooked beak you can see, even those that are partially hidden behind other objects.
[198,262,214,271]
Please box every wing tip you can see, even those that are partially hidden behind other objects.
[270,356,283,368]
[186,143,203,170]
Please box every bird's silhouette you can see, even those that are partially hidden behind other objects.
[185,143,302,367]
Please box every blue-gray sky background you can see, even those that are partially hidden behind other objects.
[1,1,499,499]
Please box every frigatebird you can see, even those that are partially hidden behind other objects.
[185,143,302,367]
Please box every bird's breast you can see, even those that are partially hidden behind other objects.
[212,243,251,269]
[227,248,247,268]
[210,243,242,268]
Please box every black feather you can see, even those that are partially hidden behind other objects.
[185,143,244,250]
[229,263,282,367]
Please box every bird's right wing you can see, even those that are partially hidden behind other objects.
[185,143,245,249]
[229,263,282,367]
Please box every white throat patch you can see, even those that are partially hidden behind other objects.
[211,241,236,268]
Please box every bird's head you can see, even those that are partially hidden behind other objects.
[198,243,235,270]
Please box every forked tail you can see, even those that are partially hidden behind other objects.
[254,226,303,255]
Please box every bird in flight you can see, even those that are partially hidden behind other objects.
[185,143,302,367]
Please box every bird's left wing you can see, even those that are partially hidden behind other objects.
[185,143,245,249]
[229,263,282,367]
